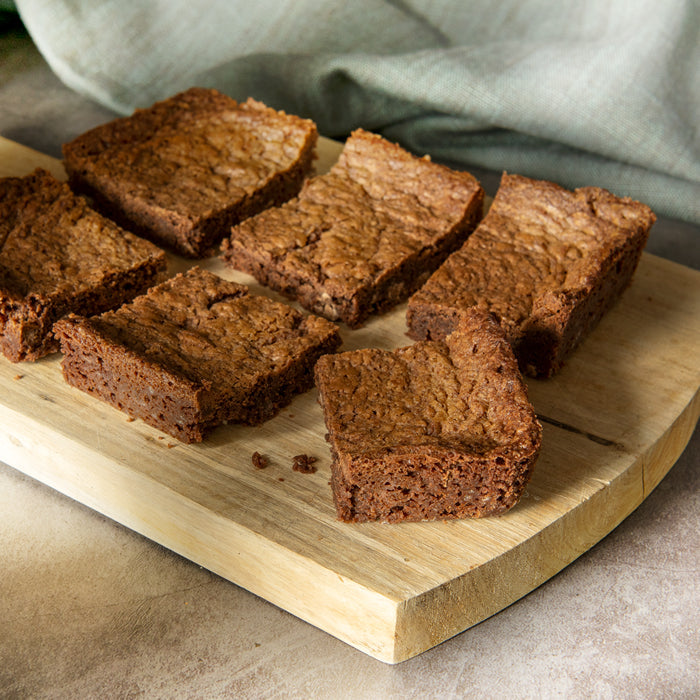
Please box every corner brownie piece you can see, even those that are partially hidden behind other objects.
[0,168,167,363]
[63,88,318,257]
[53,267,341,443]
[314,310,542,523]
[222,129,483,327]
[407,173,656,377]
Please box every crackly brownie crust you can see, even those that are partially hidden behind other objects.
[63,88,318,258]
[0,168,167,363]
[314,309,542,523]
[222,129,483,327]
[406,173,656,377]
[54,267,341,443]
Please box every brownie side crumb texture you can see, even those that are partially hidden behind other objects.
[222,128,484,327]
[314,309,542,523]
[0,168,167,363]
[406,173,656,377]
[62,88,318,258]
[53,267,342,443]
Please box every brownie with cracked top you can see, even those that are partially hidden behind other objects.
[222,129,483,328]
[54,267,341,443]
[314,309,542,523]
[63,88,317,257]
[407,173,656,377]
[0,168,167,363]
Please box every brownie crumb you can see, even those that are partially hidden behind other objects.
[292,454,317,474]
[252,451,269,469]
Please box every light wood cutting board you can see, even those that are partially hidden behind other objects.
[1,136,698,664]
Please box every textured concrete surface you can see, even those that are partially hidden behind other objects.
[1,24,698,699]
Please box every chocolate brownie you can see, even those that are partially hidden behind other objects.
[53,267,341,443]
[63,88,318,258]
[314,309,542,523]
[222,129,483,327]
[407,173,656,377]
[0,168,167,363]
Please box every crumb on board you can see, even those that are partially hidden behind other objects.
[252,451,269,469]
[292,454,317,474]
[13,374,23,380]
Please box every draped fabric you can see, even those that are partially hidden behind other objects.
[11,0,700,223]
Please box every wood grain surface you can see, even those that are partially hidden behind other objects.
[1,136,698,663]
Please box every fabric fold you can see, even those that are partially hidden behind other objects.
[12,0,700,223]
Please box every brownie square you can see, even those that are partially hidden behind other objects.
[407,173,656,377]
[222,129,484,327]
[54,267,341,443]
[63,88,318,257]
[0,168,167,363]
[314,309,542,523]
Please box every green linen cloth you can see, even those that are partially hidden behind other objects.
[10,0,700,223]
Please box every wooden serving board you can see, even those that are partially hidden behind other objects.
[1,136,698,664]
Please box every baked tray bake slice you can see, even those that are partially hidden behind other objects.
[407,173,656,377]
[54,267,341,443]
[222,129,483,327]
[315,309,542,523]
[0,168,167,362]
[63,88,318,258]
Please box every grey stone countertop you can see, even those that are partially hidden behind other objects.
[1,24,698,700]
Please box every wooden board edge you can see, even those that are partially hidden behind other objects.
[389,389,699,663]
[0,404,403,663]
[390,456,641,662]
[642,390,700,497]
[2,334,697,666]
